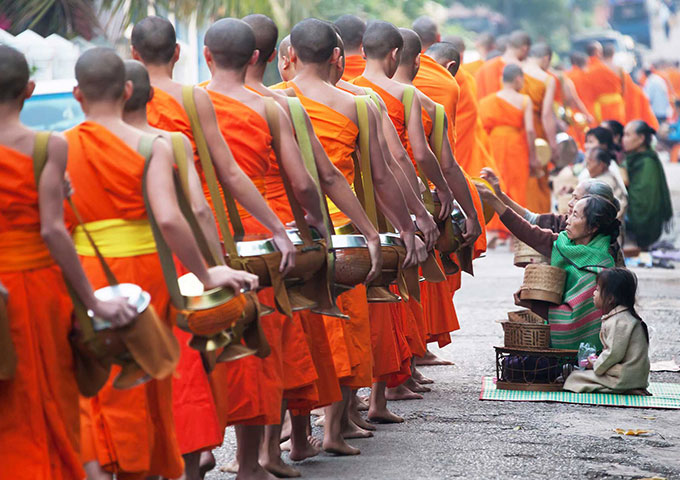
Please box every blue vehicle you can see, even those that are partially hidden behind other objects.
[608,0,651,47]
[20,79,84,131]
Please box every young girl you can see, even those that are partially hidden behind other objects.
[564,268,650,394]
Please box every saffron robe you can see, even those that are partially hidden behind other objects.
[623,73,659,130]
[462,58,484,77]
[583,57,626,124]
[475,56,505,100]
[342,55,366,82]
[0,145,84,480]
[66,123,183,478]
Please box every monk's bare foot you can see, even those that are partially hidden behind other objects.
[288,435,322,462]
[199,451,216,478]
[367,406,404,424]
[234,463,278,480]
[341,419,374,439]
[412,368,434,384]
[349,410,376,431]
[280,413,291,443]
[314,415,325,427]
[310,408,324,416]
[280,438,291,452]
[405,377,431,393]
[385,384,423,401]
[415,350,453,366]
[354,394,369,412]
[323,438,360,456]
[260,458,300,478]
[220,459,239,474]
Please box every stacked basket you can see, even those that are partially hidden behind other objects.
[501,309,550,349]
[519,264,566,305]
[513,240,549,268]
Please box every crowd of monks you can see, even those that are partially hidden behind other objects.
[0,10,661,480]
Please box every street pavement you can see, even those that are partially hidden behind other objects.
[208,164,680,480]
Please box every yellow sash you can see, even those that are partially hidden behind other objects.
[73,218,156,257]
[593,92,624,123]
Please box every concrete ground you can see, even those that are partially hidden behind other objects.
[208,164,680,480]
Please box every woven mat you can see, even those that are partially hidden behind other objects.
[479,376,680,409]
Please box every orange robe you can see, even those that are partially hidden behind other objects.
[204,89,288,426]
[342,55,366,82]
[583,56,626,124]
[479,94,530,207]
[475,56,505,100]
[349,76,416,384]
[462,59,484,77]
[66,123,183,478]
[146,86,226,454]
[0,145,84,480]
[565,66,591,149]
[521,74,552,214]
[623,73,660,130]
[289,82,374,389]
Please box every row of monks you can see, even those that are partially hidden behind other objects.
[0,12,659,480]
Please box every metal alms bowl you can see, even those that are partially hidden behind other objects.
[177,273,238,311]
[89,283,150,331]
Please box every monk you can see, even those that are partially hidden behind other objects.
[0,45,137,480]
[565,52,593,148]
[521,43,557,214]
[130,16,301,479]
[242,13,385,466]
[479,64,537,208]
[121,59,262,480]
[67,47,258,480]
[475,30,531,100]
[410,22,485,362]
[288,17,426,456]
[462,32,495,76]
[582,41,626,125]
[601,44,659,130]
[334,14,366,81]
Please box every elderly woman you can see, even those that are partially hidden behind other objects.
[582,147,628,219]
[479,187,620,350]
[622,120,673,250]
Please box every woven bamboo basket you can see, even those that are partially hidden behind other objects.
[513,241,549,267]
[501,311,550,349]
[519,264,566,305]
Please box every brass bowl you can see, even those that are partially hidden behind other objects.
[332,234,371,288]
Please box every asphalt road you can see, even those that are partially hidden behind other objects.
[208,164,680,480]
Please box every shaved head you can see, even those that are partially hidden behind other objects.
[131,16,177,65]
[602,43,615,59]
[426,42,460,76]
[334,14,366,52]
[476,33,495,51]
[0,45,29,102]
[502,63,523,83]
[362,20,402,59]
[412,16,439,48]
[291,18,337,64]
[75,48,126,102]
[529,42,552,59]
[570,51,586,68]
[205,18,255,70]
[443,35,466,54]
[496,34,509,53]
[123,60,151,112]
[242,14,278,65]
[399,28,422,64]
[278,35,291,60]
[586,41,602,57]
[508,30,531,49]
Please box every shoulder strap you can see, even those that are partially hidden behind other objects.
[353,95,379,229]
[170,132,222,267]
[181,85,240,256]
[286,97,334,241]
[432,103,445,162]
[262,97,314,246]
[402,85,416,125]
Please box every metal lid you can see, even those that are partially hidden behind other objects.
[177,273,237,310]
[89,283,151,330]
[330,234,368,249]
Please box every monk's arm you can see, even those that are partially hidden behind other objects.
[39,136,135,325]
[438,118,481,239]
[542,77,558,149]
[407,94,454,220]
[181,135,223,259]
[564,76,592,120]
[194,89,290,238]
[146,140,258,290]
[272,104,327,238]
[524,97,539,175]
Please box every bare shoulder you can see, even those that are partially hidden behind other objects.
[46,132,68,162]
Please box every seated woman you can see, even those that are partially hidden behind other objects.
[622,120,673,250]
[582,147,628,220]
[478,187,620,350]
[582,126,628,191]
[564,268,650,394]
